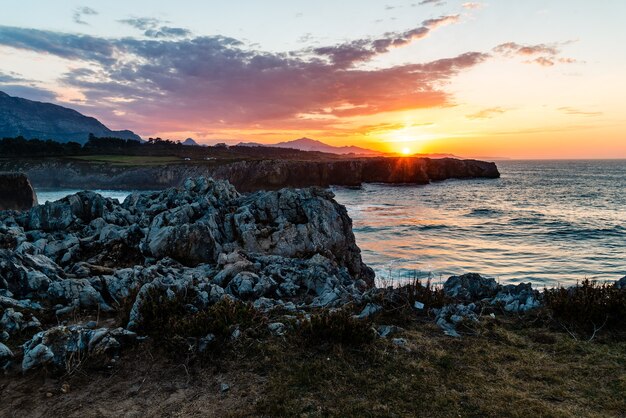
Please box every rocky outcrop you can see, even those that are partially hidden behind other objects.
[0,172,37,211]
[0,177,375,371]
[0,157,500,192]
[435,273,542,336]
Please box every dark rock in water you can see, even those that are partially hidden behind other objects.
[0,172,37,211]
[444,273,500,301]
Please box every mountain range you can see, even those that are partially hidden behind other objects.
[237,137,383,156]
[0,91,141,144]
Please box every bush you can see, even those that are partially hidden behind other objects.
[373,277,450,324]
[135,286,266,352]
[296,309,376,348]
[543,279,626,339]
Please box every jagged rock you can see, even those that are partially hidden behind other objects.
[444,273,500,301]
[0,342,14,369]
[492,283,540,312]
[434,304,479,337]
[615,276,626,290]
[0,308,40,335]
[376,325,404,338]
[358,303,382,319]
[21,325,137,372]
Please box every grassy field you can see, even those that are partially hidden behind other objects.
[67,155,184,166]
[2,315,624,417]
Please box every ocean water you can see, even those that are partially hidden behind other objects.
[332,160,626,286]
[35,160,626,287]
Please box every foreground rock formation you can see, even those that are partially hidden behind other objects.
[1,157,500,192]
[0,172,38,211]
[1,177,621,374]
[0,177,375,371]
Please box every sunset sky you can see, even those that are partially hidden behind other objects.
[1,0,625,158]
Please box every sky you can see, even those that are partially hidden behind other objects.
[1,0,625,158]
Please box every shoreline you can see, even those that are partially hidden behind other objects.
[0,176,624,416]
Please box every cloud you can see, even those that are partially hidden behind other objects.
[119,17,191,38]
[466,107,507,119]
[558,107,602,117]
[418,0,445,5]
[73,7,98,25]
[0,84,58,102]
[0,24,488,135]
[462,2,484,9]
[0,70,25,83]
[313,15,460,67]
[493,42,577,66]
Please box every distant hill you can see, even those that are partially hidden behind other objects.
[238,137,383,156]
[0,91,141,144]
[182,138,200,146]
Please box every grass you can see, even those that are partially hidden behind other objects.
[3,280,626,416]
[67,155,184,166]
[3,316,624,417]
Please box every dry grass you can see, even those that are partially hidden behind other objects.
[2,315,625,417]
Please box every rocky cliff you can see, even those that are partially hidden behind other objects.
[0,172,37,211]
[0,177,374,371]
[0,157,500,192]
[0,91,141,144]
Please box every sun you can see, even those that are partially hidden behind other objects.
[401,147,412,155]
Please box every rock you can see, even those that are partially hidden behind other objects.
[377,325,404,338]
[492,282,541,312]
[0,308,40,335]
[433,304,479,337]
[21,325,137,372]
[197,334,216,353]
[444,273,499,301]
[220,383,230,393]
[615,276,626,290]
[358,303,383,319]
[391,338,409,348]
[268,322,286,336]
[0,172,37,211]
[0,342,14,369]
[22,343,54,371]
[414,301,425,310]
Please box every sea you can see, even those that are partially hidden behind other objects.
[35,160,626,288]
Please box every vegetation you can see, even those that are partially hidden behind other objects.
[543,279,626,339]
[0,135,346,162]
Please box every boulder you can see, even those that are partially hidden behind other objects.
[615,276,626,290]
[0,172,37,211]
[444,273,500,301]
[21,325,137,372]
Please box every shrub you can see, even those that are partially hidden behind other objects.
[296,309,376,347]
[135,286,266,353]
[373,276,450,324]
[543,279,626,339]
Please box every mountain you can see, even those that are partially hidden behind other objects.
[238,137,383,156]
[0,91,141,144]
[182,138,199,146]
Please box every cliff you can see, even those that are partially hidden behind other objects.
[0,157,500,192]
